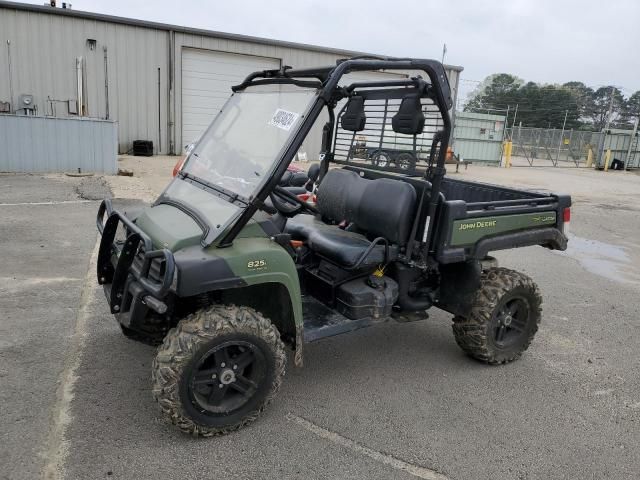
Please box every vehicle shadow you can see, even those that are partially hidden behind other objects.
[63,300,548,479]
[69,303,492,442]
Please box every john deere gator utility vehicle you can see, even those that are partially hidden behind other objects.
[96,56,571,436]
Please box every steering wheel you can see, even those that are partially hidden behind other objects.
[269,186,318,217]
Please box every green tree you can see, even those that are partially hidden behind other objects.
[623,91,640,125]
[464,75,636,130]
[589,86,626,130]
[562,81,596,124]
[464,73,523,112]
[465,75,581,129]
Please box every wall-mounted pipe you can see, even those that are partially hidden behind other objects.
[76,56,83,116]
[6,40,14,112]
[168,29,175,154]
[103,46,110,119]
[157,67,161,154]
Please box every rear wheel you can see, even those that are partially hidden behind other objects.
[152,304,286,436]
[395,152,415,170]
[452,268,541,364]
[371,150,391,168]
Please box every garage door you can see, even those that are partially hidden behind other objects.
[181,49,280,150]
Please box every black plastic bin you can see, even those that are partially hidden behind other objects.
[133,140,154,156]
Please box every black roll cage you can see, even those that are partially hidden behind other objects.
[220,56,453,260]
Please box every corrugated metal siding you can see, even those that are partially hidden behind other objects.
[0,8,168,154]
[1,4,463,159]
[0,115,117,173]
[453,112,506,163]
[174,33,461,158]
[180,48,281,149]
[173,32,339,157]
[602,128,640,168]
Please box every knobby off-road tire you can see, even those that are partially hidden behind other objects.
[152,305,286,437]
[452,267,542,365]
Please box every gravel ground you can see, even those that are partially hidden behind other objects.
[1,162,639,480]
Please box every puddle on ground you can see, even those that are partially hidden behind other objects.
[555,234,640,285]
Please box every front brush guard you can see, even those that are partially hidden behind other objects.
[96,199,175,314]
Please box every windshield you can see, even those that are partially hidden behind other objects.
[182,86,318,200]
[160,85,318,246]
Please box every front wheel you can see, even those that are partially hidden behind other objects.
[152,304,286,436]
[452,268,542,364]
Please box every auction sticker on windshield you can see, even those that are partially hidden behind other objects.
[268,109,299,131]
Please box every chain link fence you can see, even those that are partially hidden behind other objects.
[503,126,640,168]
[504,127,602,167]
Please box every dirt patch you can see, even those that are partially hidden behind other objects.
[75,176,112,201]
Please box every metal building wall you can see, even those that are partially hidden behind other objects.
[0,2,462,160]
[453,111,506,163]
[173,33,462,158]
[0,7,169,154]
[173,33,340,158]
[601,128,640,168]
[0,115,117,173]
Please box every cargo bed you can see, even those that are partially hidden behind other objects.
[344,166,571,264]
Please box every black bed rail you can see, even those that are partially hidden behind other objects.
[466,196,558,211]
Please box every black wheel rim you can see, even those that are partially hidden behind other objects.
[188,340,267,415]
[396,154,413,170]
[491,297,530,348]
[373,152,390,167]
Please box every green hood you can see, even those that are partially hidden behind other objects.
[135,204,202,251]
[134,204,269,251]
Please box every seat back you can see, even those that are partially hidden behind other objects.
[316,169,416,245]
[340,96,367,132]
[391,94,425,135]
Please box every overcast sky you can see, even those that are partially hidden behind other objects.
[26,0,640,102]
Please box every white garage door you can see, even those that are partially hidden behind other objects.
[181,48,280,150]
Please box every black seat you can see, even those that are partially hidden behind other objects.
[285,169,416,268]
[286,215,389,267]
[340,96,366,132]
[391,94,425,135]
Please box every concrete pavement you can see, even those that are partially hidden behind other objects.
[1,166,639,480]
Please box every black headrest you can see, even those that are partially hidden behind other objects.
[340,96,366,132]
[391,95,425,135]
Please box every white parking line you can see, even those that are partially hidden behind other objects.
[0,200,96,206]
[42,237,99,480]
[286,413,449,480]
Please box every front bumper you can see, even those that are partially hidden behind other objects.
[96,199,175,322]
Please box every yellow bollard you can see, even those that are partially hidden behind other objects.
[603,149,611,171]
[586,147,593,168]
[504,141,513,168]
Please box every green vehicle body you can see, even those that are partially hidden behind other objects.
[449,212,557,246]
[96,56,570,367]
[130,205,306,361]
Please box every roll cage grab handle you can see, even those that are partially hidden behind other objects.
[221,58,453,258]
